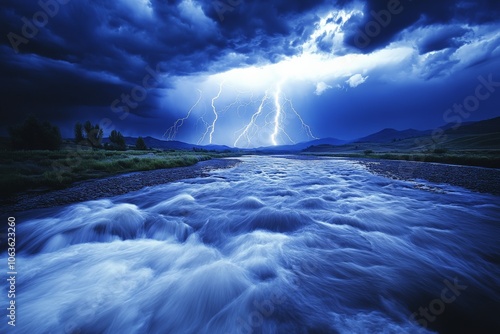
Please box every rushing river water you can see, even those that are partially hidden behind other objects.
[2,156,500,333]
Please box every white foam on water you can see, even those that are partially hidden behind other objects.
[2,156,499,333]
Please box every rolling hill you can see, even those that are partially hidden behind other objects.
[103,136,235,151]
[255,137,346,152]
[303,116,500,153]
[355,128,430,143]
[444,116,500,135]
[97,116,499,153]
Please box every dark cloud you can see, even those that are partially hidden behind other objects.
[342,0,500,52]
[1,0,499,141]
[0,0,329,132]
[315,31,335,53]
[417,48,460,79]
[1,0,221,131]
[202,0,325,34]
[2,0,331,77]
[417,25,469,54]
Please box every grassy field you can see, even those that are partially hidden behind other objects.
[302,131,500,168]
[0,149,237,196]
[302,150,500,168]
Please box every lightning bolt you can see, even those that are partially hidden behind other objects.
[234,90,269,147]
[265,81,317,146]
[220,90,247,114]
[165,79,317,148]
[284,94,318,140]
[269,82,294,146]
[236,92,256,118]
[198,81,224,145]
[196,115,210,145]
[270,84,282,146]
[209,82,222,144]
[163,89,202,141]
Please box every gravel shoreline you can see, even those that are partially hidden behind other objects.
[284,155,500,196]
[352,157,500,196]
[2,158,241,213]
[3,156,499,214]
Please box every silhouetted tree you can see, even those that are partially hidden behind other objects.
[74,122,84,144]
[83,121,103,148]
[9,114,62,150]
[109,130,126,150]
[135,136,147,150]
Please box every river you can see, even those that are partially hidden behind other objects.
[2,156,499,333]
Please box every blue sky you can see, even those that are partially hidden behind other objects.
[1,0,500,147]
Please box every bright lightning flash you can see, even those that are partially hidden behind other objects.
[268,81,311,146]
[209,81,224,144]
[163,89,202,141]
[234,91,269,147]
[166,79,317,147]
[271,84,282,146]
[284,95,318,140]
[197,81,224,145]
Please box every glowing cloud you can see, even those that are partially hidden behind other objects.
[162,6,419,146]
[346,74,369,88]
[315,82,333,95]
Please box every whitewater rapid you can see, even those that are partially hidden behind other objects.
[2,156,499,333]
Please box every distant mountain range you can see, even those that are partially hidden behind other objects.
[443,116,500,135]
[102,136,235,151]
[100,116,500,152]
[352,117,499,143]
[254,137,347,152]
[303,116,500,153]
[102,136,347,152]
[354,128,431,143]
[257,116,499,151]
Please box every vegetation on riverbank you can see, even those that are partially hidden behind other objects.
[0,149,238,197]
[302,150,500,169]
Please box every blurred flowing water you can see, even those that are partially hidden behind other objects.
[2,156,499,333]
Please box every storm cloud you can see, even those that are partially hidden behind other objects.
[1,0,499,144]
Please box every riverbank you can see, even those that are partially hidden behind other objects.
[351,157,500,196]
[301,151,500,169]
[2,158,240,213]
[0,149,238,197]
[283,155,500,196]
[3,154,499,214]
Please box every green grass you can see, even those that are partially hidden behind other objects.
[303,150,500,168]
[301,131,500,169]
[0,149,237,196]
